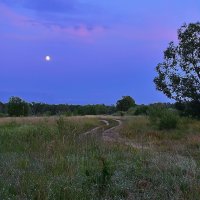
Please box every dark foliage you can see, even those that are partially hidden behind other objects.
[1,97,116,116]
[148,105,179,130]
[134,105,149,115]
[0,102,6,114]
[116,96,136,111]
[154,22,200,115]
[30,103,116,116]
[7,97,29,117]
[175,101,200,117]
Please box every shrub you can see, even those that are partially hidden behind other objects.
[148,104,165,125]
[113,111,125,116]
[159,110,179,130]
[134,105,149,116]
[127,107,136,115]
[148,105,179,130]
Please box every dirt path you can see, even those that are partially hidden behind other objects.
[100,120,110,126]
[80,118,150,150]
[102,120,121,142]
[102,119,150,150]
[79,119,110,139]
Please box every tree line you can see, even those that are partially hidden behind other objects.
[0,96,136,117]
[0,95,199,117]
[0,97,117,117]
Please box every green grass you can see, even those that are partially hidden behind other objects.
[0,116,200,199]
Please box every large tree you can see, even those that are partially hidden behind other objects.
[154,22,200,103]
[8,97,29,116]
[116,96,136,111]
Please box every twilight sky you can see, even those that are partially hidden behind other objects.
[1,0,200,105]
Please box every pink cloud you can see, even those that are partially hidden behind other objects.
[0,3,29,27]
[0,3,106,42]
[1,2,177,44]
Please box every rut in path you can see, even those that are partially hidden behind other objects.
[102,119,150,150]
[79,119,150,150]
[79,119,110,140]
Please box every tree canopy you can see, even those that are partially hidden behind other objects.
[8,97,29,116]
[1,97,116,117]
[116,96,136,111]
[154,22,200,103]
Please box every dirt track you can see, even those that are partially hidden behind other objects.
[102,119,149,149]
[80,118,150,150]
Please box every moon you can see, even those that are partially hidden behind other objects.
[45,55,51,61]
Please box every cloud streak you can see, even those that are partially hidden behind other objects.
[0,0,199,42]
[1,0,104,28]
[0,2,107,41]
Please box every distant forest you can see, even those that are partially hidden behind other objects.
[0,97,116,117]
[1,96,200,117]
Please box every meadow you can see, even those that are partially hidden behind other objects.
[0,115,200,199]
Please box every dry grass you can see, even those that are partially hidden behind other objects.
[0,115,200,199]
[0,115,123,126]
[0,116,96,125]
[120,116,200,160]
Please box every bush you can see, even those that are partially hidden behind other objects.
[127,107,136,115]
[148,104,165,125]
[113,111,125,116]
[134,105,149,116]
[159,110,179,130]
[148,105,179,130]
[175,101,200,117]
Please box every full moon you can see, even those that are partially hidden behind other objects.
[45,56,51,61]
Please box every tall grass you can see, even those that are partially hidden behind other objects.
[0,116,200,199]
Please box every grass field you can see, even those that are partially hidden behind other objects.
[0,116,200,199]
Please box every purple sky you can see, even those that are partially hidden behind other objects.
[1,0,200,105]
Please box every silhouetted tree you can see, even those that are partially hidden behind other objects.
[8,97,29,116]
[116,96,136,111]
[154,22,200,104]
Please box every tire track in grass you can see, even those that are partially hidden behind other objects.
[79,118,150,150]
[79,119,110,139]
[103,119,150,150]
